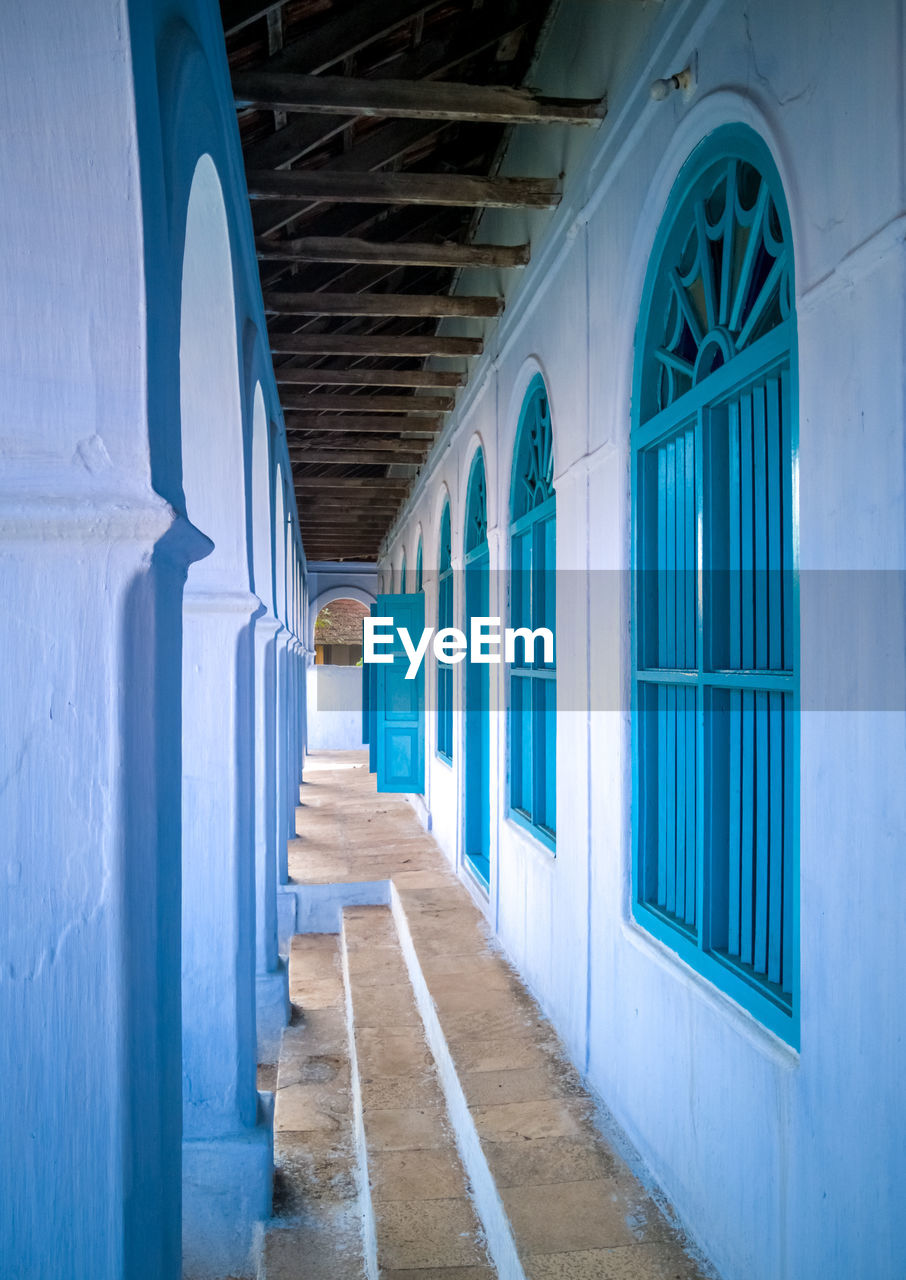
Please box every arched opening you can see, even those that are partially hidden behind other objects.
[463,448,491,888]
[314,597,369,666]
[509,374,556,848]
[179,154,269,1270]
[414,536,423,593]
[631,124,798,1042]
[308,597,370,750]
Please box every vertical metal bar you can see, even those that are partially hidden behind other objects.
[754,690,770,974]
[740,689,755,966]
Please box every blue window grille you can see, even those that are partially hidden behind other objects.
[436,500,454,761]
[631,125,799,1044]
[415,538,423,593]
[464,449,491,886]
[509,374,556,848]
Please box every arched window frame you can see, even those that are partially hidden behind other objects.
[414,537,423,593]
[464,448,491,885]
[436,500,454,762]
[508,374,556,849]
[631,124,799,1045]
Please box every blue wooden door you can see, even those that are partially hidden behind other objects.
[365,604,378,773]
[375,592,425,794]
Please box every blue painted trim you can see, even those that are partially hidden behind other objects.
[507,376,557,848]
[436,499,454,763]
[507,807,556,854]
[630,123,799,1047]
[463,450,491,889]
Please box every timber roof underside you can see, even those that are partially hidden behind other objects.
[222,0,603,561]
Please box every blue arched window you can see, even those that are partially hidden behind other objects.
[464,449,491,885]
[436,500,453,761]
[509,374,556,847]
[632,125,798,1042]
[400,553,407,594]
[415,538,423,593]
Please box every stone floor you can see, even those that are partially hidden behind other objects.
[260,750,716,1280]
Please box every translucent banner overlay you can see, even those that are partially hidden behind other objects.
[312,571,906,713]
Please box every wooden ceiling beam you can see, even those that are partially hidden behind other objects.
[285,412,442,432]
[272,332,481,358]
[265,290,499,318]
[303,506,401,517]
[291,434,427,452]
[256,234,530,269]
[302,514,391,523]
[277,366,464,388]
[295,477,411,488]
[303,506,402,517]
[247,119,447,226]
[234,72,606,126]
[290,448,425,465]
[281,392,452,413]
[247,168,559,209]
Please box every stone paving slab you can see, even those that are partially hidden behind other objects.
[344,905,493,1277]
[262,933,365,1279]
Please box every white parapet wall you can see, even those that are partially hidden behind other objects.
[307,665,365,751]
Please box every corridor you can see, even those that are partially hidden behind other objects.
[263,752,712,1280]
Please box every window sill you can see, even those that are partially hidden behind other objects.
[505,808,556,857]
[622,908,800,1063]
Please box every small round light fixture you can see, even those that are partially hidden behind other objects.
[650,53,698,102]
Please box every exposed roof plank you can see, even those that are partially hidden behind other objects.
[222,0,284,38]
[264,0,440,76]
[293,434,426,451]
[285,411,442,431]
[256,234,529,268]
[277,366,464,388]
[295,476,412,488]
[265,290,500,317]
[247,168,559,209]
[290,448,426,464]
[234,71,606,126]
[281,391,453,412]
[271,332,481,357]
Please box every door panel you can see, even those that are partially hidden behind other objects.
[375,593,425,794]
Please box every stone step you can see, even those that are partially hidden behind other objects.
[342,904,496,1280]
[260,934,365,1280]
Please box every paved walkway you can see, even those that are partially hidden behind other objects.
[261,751,715,1280]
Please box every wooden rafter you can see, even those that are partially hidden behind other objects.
[280,392,453,413]
[270,332,481,357]
[234,71,606,126]
[285,412,442,432]
[246,168,559,209]
[291,453,429,468]
[265,291,500,318]
[294,477,411,489]
[276,367,464,388]
[255,234,530,269]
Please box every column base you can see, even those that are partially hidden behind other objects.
[182,1122,273,1280]
[256,962,290,1063]
[277,886,298,956]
